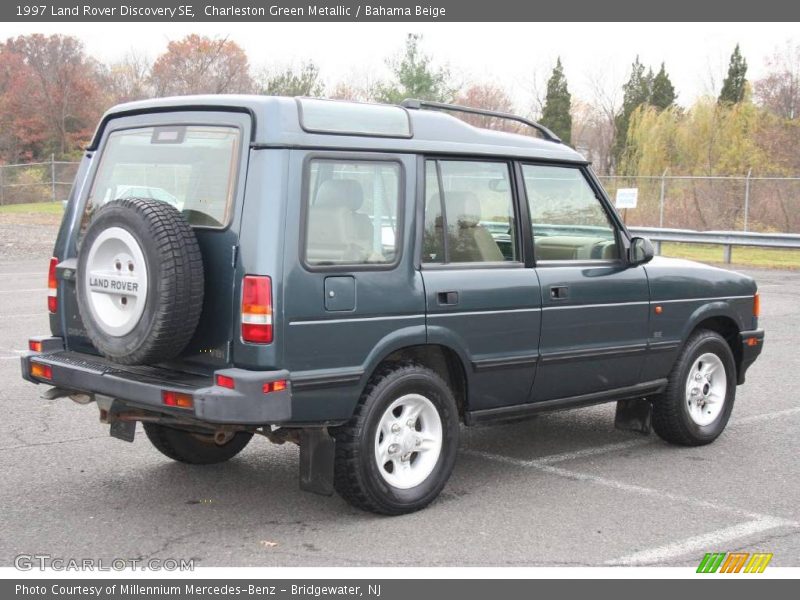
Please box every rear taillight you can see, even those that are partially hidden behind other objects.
[241,275,273,344]
[162,390,193,409]
[47,257,58,313]
[263,380,287,394]
[215,374,235,389]
[30,362,52,381]
[753,292,760,318]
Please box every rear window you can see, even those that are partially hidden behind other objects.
[85,125,241,229]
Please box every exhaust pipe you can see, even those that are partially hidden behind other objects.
[214,431,234,445]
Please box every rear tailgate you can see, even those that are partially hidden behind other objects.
[56,110,253,374]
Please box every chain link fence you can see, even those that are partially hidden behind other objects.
[0,158,80,206]
[1,159,798,234]
[599,174,800,234]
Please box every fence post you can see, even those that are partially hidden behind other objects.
[743,168,752,232]
[659,168,668,228]
[51,154,56,203]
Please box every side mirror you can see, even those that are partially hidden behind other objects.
[628,236,654,265]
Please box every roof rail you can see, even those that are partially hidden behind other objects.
[401,98,562,144]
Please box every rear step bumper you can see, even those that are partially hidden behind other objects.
[21,338,292,424]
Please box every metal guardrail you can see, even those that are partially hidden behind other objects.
[629,227,800,263]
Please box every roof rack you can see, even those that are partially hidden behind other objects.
[401,99,562,144]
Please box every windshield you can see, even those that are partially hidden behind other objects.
[86,125,241,229]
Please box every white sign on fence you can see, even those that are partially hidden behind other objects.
[615,187,639,209]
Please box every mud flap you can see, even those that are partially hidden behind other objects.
[110,420,136,442]
[614,398,652,435]
[299,428,335,496]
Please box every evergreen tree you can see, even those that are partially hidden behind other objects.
[614,57,652,163]
[374,34,454,104]
[539,58,572,144]
[650,63,676,109]
[719,44,748,104]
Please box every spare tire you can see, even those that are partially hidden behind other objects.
[77,198,204,365]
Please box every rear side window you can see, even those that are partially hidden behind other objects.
[423,160,518,264]
[86,125,241,229]
[304,159,402,267]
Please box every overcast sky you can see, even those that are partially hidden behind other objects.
[1,22,796,111]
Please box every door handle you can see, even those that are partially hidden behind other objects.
[550,285,569,300]
[437,291,459,306]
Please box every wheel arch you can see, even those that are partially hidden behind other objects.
[682,304,744,382]
[363,343,470,421]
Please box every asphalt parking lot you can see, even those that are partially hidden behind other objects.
[0,255,798,568]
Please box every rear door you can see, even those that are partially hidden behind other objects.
[522,163,651,401]
[420,158,542,412]
[281,151,426,423]
[61,111,252,373]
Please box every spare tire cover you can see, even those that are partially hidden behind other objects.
[77,198,204,365]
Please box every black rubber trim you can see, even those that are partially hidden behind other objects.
[88,105,256,150]
[648,340,682,352]
[292,370,364,391]
[467,379,667,425]
[539,343,648,364]
[737,328,765,385]
[471,354,540,372]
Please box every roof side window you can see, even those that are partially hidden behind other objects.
[299,98,412,138]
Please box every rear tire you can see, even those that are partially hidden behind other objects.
[143,423,253,465]
[331,363,459,515]
[652,329,736,446]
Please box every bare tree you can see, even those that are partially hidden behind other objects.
[578,70,622,174]
[755,40,800,119]
[150,34,254,96]
[104,51,152,104]
[453,83,521,132]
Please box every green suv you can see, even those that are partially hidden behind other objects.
[21,96,764,514]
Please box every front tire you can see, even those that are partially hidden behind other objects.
[332,363,459,515]
[143,423,253,465]
[652,329,737,446]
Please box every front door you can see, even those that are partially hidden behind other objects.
[522,164,650,402]
[420,158,542,411]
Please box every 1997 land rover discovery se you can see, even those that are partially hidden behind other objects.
[21,96,764,514]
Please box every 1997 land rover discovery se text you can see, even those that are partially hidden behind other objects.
[21,96,764,515]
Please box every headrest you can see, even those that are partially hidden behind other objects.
[315,179,364,211]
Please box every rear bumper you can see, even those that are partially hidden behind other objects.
[738,329,764,385]
[21,339,292,425]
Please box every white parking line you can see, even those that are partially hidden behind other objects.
[467,410,800,565]
[731,407,800,426]
[0,272,45,278]
[463,439,650,468]
[0,288,47,294]
[466,448,778,521]
[607,518,791,566]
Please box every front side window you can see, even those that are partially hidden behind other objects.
[87,125,241,229]
[522,165,620,262]
[305,159,401,267]
[423,160,518,264]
